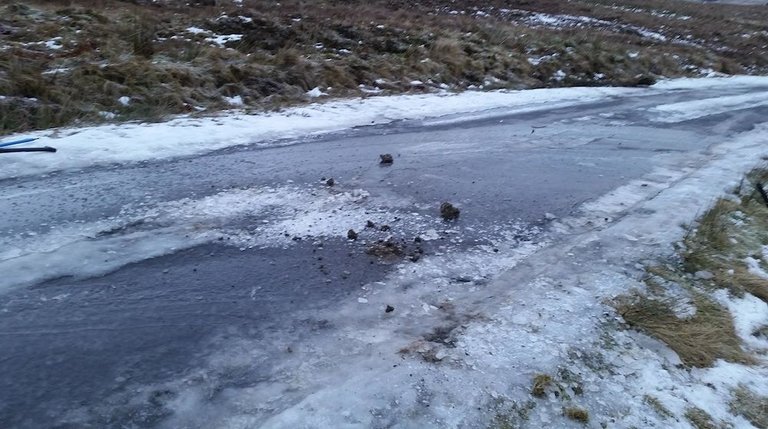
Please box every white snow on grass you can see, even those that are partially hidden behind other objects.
[43,37,63,50]
[223,95,244,106]
[185,26,209,35]
[518,10,668,42]
[305,87,327,98]
[745,256,768,279]
[712,289,768,350]
[206,33,243,46]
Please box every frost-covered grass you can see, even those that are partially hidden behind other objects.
[616,168,768,369]
[617,285,750,367]
[2,0,768,135]
[730,384,768,428]
[684,170,768,301]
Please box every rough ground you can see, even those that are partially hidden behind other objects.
[2,0,768,134]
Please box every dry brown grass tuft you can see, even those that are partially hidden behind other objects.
[531,374,553,398]
[616,292,750,367]
[563,406,589,423]
[644,395,673,419]
[685,406,721,429]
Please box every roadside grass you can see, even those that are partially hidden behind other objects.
[522,372,588,426]
[685,406,725,429]
[644,395,674,420]
[2,0,768,135]
[616,287,751,367]
[683,171,768,302]
[730,384,768,428]
[614,169,768,368]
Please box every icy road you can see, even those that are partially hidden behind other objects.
[2,77,768,428]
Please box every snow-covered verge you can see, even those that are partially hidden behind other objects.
[3,76,768,182]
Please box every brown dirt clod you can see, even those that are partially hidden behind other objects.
[440,202,460,221]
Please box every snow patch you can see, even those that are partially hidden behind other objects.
[223,95,244,106]
[649,91,768,123]
[305,87,327,98]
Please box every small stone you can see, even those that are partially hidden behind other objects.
[409,253,421,262]
[347,229,358,240]
[544,212,557,220]
[385,305,395,313]
[694,270,714,280]
[358,297,369,303]
[440,202,460,221]
[366,220,376,229]
[379,153,394,165]
[380,224,391,232]
[326,178,335,187]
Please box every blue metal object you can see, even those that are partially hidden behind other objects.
[0,137,38,148]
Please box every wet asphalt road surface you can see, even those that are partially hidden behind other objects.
[2,83,768,428]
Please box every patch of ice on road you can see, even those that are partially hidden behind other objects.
[0,182,485,291]
[651,75,768,91]
[4,76,768,182]
[0,86,645,181]
[649,91,768,123]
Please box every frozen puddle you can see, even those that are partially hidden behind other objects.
[0,182,541,293]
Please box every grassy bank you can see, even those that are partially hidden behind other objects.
[2,0,768,135]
